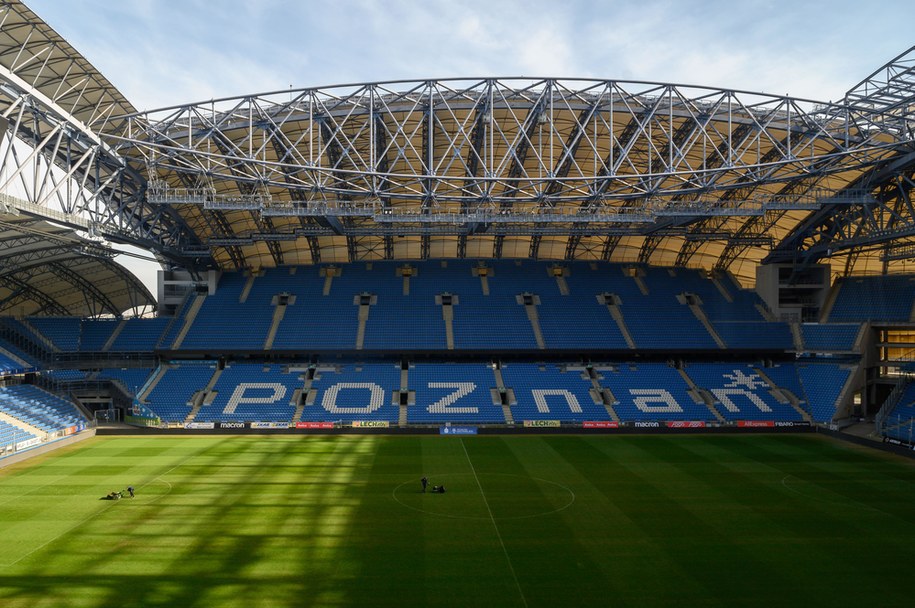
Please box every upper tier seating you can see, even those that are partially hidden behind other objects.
[23,317,174,353]
[109,318,171,351]
[0,349,30,375]
[800,323,861,352]
[27,317,81,350]
[175,262,784,353]
[79,319,121,351]
[830,275,915,322]
[181,273,273,350]
[714,321,793,350]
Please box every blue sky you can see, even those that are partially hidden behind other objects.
[26,0,915,110]
[20,0,915,300]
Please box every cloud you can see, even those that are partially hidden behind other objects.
[27,0,913,109]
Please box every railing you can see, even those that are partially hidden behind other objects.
[880,414,915,445]
[876,379,908,434]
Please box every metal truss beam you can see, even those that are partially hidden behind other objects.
[209,131,284,266]
[112,79,887,207]
[46,260,119,317]
[0,40,203,267]
[502,90,549,204]
[528,234,542,259]
[0,242,109,278]
[0,272,70,316]
[844,45,915,140]
[2,23,911,277]
[767,150,915,265]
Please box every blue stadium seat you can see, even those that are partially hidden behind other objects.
[685,363,803,422]
[500,363,610,422]
[199,363,300,422]
[795,364,851,423]
[830,275,915,322]
[599,363,712,422]
[408,363,505,423]
[145,362,217,422]
[0,385,85,432]
[800,323,861,352]
[303,364,402,424]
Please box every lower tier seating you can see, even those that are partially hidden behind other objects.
[135,360,850,426]
[0,385,85,432]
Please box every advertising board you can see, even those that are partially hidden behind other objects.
[439,425,477,435]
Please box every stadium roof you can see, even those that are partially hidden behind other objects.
[103,73,915,284]
[0,1,158,316]
[2,0,915,295]
[0,204,154,316]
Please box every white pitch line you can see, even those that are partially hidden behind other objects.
[461,438,528,608]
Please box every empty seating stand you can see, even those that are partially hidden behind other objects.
[685,363,803,422]
[796,364,851,423]
[830,275,915,322]
[0,385,85,432]
[109,318,171,352]
[408,364,505,424]
[883,382,915,443]
[145,362,218,422]
[800,323,860,352]
[500,364,610,422]
[302,364,402,424]
[0,419,37,451]
[598,363,712,422]
[170,261,788,353]
[27,317,81,351]
[198,363,301,423]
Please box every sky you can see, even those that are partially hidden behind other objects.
[20,0,915,299]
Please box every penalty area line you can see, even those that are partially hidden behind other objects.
[460,438,528,608]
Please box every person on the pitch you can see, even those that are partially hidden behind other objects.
[127,486,135,498]
[421,476,428,493]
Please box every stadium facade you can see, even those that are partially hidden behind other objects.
[2,0,915,454]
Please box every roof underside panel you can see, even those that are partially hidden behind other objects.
[0,213,155,317]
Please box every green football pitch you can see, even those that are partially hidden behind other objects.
[1,434,914,608]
